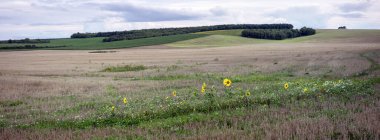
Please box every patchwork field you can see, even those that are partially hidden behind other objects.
[0,29,379,139]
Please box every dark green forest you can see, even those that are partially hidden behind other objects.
[241,27,316,40]
[70,24,295,42]
[0,38,50,44]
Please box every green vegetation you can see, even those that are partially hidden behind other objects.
[299,29,380,43]
[0,45,65,50]
[70,24,294,42]
[195,29,244,36]
[2,72,376,139]
[88,50,117,53]
[1,29,379,50]
[166,35,269,47]
[0,100,23,107]
[102,65,147,72]
[0,28,379,139]
[168,29,380,47]
[241,27,316,40]
[0,34,207,50]
[0,38,50,44]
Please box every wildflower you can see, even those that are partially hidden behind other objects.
[284,82,289,90]
[303,88,308,93]
[223,78,232,87]
[172,90,177,97]
[202,82,207,89]
[201,88,206,93]
[165,96,169,100]
[111,106,115,112]
[123,97,128,104]
[201,82,207,93]
[245,90,251,96]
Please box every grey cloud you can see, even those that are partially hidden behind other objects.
[0,16,11,20]
[29,22,78,26]
[267,6,329,28]
[339,12,364,18]
[30,3,69,11]
[210,7,227,16]
[100,3,209,22]
[339,2,371,12]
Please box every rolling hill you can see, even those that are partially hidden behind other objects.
[1,29,380,50]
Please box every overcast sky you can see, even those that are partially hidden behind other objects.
[0,0,379,40]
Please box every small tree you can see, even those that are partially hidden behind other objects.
[338,26,347,29]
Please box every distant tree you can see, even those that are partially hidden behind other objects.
[300,27,316,36]
[241,27,316,40]
[70,24,296,42]
[24,38,30,43]
[0,38,49,44]
[338,26,347,29]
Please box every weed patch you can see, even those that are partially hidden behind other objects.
[17,78,374,129]
[0,100,23,107]
[102,65,147,72]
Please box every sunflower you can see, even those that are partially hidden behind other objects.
[303,88,308,93]
[202,82,207,89]
[172,90,177,97]
[201,82,206,93]
[123,97,128,104]
[223,78,232,87]
[284,82,289,90]
[245,90,251,96]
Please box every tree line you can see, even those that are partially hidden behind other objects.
[241,27,316,40]
[70,24,295,42]
[0,45,66,50]
[0,38,50,44]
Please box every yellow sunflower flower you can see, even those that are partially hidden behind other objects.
[123,97,128,104]
[223,78,232,87]
[172,90,177,97]
[303,88,308,93]
[245,90,251,96]
[202,82,207,89]
[284,82,289,90]
[201,82,206,93]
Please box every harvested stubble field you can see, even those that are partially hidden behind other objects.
[0,29,380,139]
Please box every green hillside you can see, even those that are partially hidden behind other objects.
[0,34,207,50]
[166,29,380,47]
[166,35,271,47]
[1,29,379,50]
